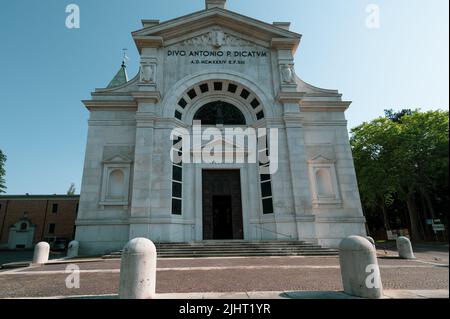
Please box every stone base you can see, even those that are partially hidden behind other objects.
[75,219,366,255]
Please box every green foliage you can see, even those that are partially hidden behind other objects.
[351,109,449,240]
[0,149,6,193]
[67,183,76,195]
[384,109,412,123]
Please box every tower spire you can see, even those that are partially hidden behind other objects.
[121,48,129,67]
[107,50,129,88]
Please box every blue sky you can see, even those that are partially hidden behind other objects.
[0,0,448,195]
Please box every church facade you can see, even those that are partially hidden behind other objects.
[75,0,366,255]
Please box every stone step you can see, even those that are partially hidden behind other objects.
[154,247,325,252]
[156,254,338,257]
[103,251,338,259]
[156,241,313,246]
[155,244,323,249]
[156,240,309,246]
[156,244,320,249]
[156,241,309,246]
[102,240,337,259]
[107,246,328,253]
[157,250,338,255]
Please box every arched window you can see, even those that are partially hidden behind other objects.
[193,101,246,125]
[316,168,334,197]
[20,222,28,231]
[108,169,125,199]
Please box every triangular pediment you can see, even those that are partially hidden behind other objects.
[168,26,256,48]
[102,145,135,163]
[133,8,301,51]
[102,154,133,164]
[308,155,335,164]
[202,137,245,150]
[191,137,249,156]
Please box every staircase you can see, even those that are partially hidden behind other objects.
[103,240,338,259]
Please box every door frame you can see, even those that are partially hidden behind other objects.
[194,164,249,241]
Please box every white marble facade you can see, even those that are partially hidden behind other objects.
[75,0,366,255]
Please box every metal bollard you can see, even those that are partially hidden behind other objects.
[339,235,383,298]
[119,238,157,299]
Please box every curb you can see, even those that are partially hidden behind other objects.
[3,290,448,300]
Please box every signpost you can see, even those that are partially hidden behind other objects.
[431,219,447,241]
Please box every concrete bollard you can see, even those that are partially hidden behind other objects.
[119,238,157,299]
[67,240,79,258]
[339,236,383,299]
[32,242,50,264]
[366,236,376,249]
[396,236,415,259]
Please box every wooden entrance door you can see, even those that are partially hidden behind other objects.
[202,170,244,240]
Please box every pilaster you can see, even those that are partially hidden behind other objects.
[129,92,160,239]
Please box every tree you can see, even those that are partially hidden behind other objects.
[67,183,76,195]
[0,150,6,193]
[384,109,412,123]
[351,109,449,241]
[351,116,399,232]
[394,110,449,240]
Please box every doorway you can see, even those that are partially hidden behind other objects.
[202,170,244,240]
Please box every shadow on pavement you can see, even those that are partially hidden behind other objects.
[280,291,356,299]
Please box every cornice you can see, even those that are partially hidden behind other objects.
[133,9,300,38]
[132,8,301,52]
[130,91,162,103]
[271,37,301,54]
[133,36,164,53]
[315,216,367,223]
[300,101,352,112]
[276,92,305,104]
[82,100,137,111]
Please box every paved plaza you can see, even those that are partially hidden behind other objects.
[0,244,448,299]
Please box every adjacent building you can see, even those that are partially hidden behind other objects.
[0,195,79,250]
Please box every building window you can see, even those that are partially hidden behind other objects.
[251,98,260,109]
[228,83,237,93]
[259,165,274,215]
[174,82,264,123]
[193,101,246,125]
[52,203,58,213]
[199,83,209,93]
[259,136,274,215]
[171,135,183,215]
[262,197,274,214]
[256,111,264,120]
[178,98,187,108]
[48,223,56,234]
[187,88,197,100]
[20,222,28,231]
[240,88,250,99]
